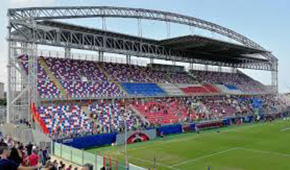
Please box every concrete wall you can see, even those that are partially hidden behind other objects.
[0,123,51,145]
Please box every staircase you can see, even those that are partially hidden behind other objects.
[96,62,129,97]
[129,105,150,124]
[81,105,90,117]
[141,67,155,83]
[81,104,102,131]
[188,72,199,84]
[39,57,68,98]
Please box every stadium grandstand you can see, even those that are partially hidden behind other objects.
[2,6,290,170]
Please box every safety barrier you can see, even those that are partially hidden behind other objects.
[60,133,117,149]
[157,124,182,135]
[52,141,145,170]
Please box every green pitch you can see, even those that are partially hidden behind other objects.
[86,120,290,170]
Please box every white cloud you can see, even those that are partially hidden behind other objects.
[10,0,55,7]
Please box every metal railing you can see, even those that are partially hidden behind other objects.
[51,142,145,170]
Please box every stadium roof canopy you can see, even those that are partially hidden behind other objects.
[159,35,268,55]
[8,6,277,71]
[19,20,268,65]
[158,35,269,62]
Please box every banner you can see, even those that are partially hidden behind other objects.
[115,129,156,145]
[157,124,182,135]
[61,132,117,149]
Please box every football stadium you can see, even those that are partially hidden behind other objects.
[1,4,290,170]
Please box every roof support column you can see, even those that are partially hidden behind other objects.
[98,51,104,62]
[138,18,142,37]
[150,58,154,64]
[64,47,71,58]
[271,61,278,93]
[102,17,107,30]
[231,67,237,73]
[189,63,194,70]
[166,21,170,38]
[6,20,12,123]
[126,55,131,65]
[218,66,222,72]
[204,64,209,71]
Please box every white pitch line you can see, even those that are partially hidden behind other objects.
[170,147,240,168]
[128,136,196,151]
[171,147,290,168]
[238,147,290,157]
[129,156,179,170]
[114,151,178,170]
[280,127,290,131]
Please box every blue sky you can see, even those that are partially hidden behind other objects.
[0,0,289,92]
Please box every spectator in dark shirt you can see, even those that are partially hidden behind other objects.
[26,142,33,156]
[8,146,22,165]
[41,147,49,165]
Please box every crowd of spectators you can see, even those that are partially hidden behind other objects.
[0,135,89,170]
[39,95,290,140]
[132,95,290,125]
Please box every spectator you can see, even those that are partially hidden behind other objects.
[66,164,72,170]
[0,143,38,170]
[44,161,57,170]
[8,146,22,166]
[25,142,33,156]
[41,147,49,166]
[27,149,39,167]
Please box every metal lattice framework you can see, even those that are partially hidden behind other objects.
[6,6,278,123]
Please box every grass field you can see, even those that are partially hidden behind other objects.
[86,120,290,170]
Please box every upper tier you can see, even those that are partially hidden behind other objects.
[18,55,267,100]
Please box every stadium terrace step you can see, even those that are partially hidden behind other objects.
[39,57,68,98]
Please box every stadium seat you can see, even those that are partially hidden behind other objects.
[38,104,93,135]
[121,83,167,97]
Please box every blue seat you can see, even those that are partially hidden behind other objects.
[225,84,239,90]
[121,83,167,97]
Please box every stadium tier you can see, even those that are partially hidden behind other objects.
[18,56,268,100]
[38,101,148,136]
[34,95,288,137]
